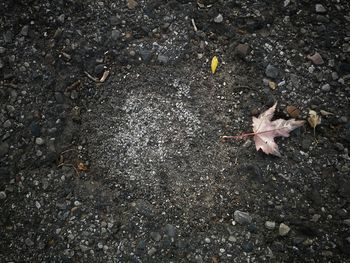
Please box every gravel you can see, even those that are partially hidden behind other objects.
[1,0,350,262]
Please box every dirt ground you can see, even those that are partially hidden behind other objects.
[1,0,350,262]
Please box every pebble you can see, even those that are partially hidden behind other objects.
[214,14,223,23]
[0,142,9,157]
[35,137,45,145]
[0,47,5,54]
[111,29,120,41]
[164,224,176,237]
[0,191,6,199]
[139,48,153,62]
[279,223,290,236]
[265,221,276,230]
[315,4,327,13]
[229,236,236,242]
[157,54,169,64]
[321,83,330,92]
[311,214,321,222]
[265,64,279,79]
[234,43,249,58]
[25,238,34,247]
[148,247,157,256]
[241,241,254,252]
[204,237,211,244]
[58,14,65,24]
[20,25,29,36]
[150,231,161,241]
[3,120,11,128]
[308,52,324,65]
[234,210,252,225]
[332,72,339,80]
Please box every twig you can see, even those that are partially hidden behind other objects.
[191,18,198,32]
[84,71,99,82]
[57,163,80,176]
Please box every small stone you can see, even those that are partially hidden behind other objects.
[315,4,327,13]
[332,72,339,80]
[234,210,252,225]
[80,244,89,252]
[127,0,138,9]
[286,105,300,118]
[234,44,249,58]
[20,25,29,36]
[321,83,330,92]
[265,221,276,230]
[164,224,176,237]
[148,247,157,256]
[3,120,11,128]
[311,214,321,222]
[214,14,223,23]
[70,90,78,100]
[279,223,290,236]
[139,48,153,62]
[35,137,45,145]
[54,92,64,104]
[25,238,34,247]
[157,54,169,64]
[94,64,105,76]
[346,237,350,244]
[265,64,279,79]
[339,116,348,123]
[228,236,236,242]
[111,29,120,41]
[0,47,5,54]
[204,237,211,244]
[0,191,6,199]
[58,14,65,24]
[150,232,161,241]
[0,142,9,157]
[308,52,324,65]
[241,241,254,252]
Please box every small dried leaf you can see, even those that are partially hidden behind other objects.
[77,162,88,171]
[307,110,321,128]
[286,105,300,118]
[211,56,219,74]
[320,109,334,116]
[268,81,277,90]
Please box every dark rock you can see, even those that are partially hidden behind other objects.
[0,142,9,157]
[265,64,279,79]
[234,43,249,58]
[241,241,254,252]
[234,210,252,225]
[55,92,64,104]
[94,64,105,76]
[20,25,29,36]
[339,63,350,75]
[164,224,176,237]
[308,53,324,65]
[30,121,41,137]
[111,29,121,41]
[139,49,153,63]
[157,54,169,64]
[3,30,13,43]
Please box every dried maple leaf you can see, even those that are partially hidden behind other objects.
[252,103,305,157]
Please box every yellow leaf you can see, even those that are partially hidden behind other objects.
[211,56,219,74]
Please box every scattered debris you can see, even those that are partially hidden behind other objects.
[286,105,301,118]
